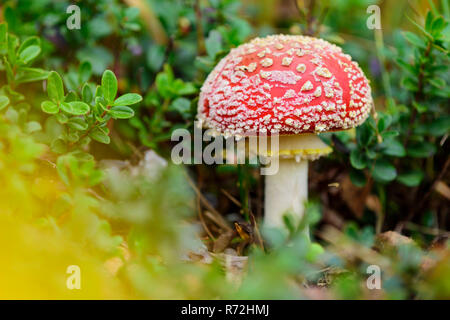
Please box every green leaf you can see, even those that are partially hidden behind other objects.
[406,15,433,39]
[433,86,450,98]
[372,159,397,183]
[18,36,40,55]
[88,16,113,38]
[94,85,103,98]
[55,155,71,185]
[429,78,445,89]
[350,149,367,169]
[55,113,68,124]
[70,101,90,115]
[381,131,399,139]
[3,57,13,84]
[146,44,165,72]
[113,93,142,106]
[407,141,436,158]
[109,106,135,119]
[41,100,59,114]
[170,97,191,116]
[306,243,325,263]
[124,6,140,20]
[15,67,49,84]
[0,95,10,110]
[380,138,406,157]
[397,170,424,187]
[366,148,377,159]
[60,101,90,115]
[89,127,110,144]
[401,77,418,91]
[174,81,197,96]
[71,151,94,162]
[64,91,78,103]
[101,70,118,104]
[64,71,78,91]
[18,45,40,64]
[5,106,18,123]
[377,113,392,132]
[66,130,80,143]
[76,46,114,75]
[60,102,72,114]
[349,169,367,187]
[431,17,446,35]
[45,116,64,137]
[155,65,174,99]
[79,61,92,83]
[25,121,42,133]
[428,116,450,136]
[47,71,65,102]
[82,84,93,104]
[95,96,109,114]
[51,138,68,154]
[356,120,374,146]
[403,31,425,48]
[7,33,18,65]
[205,30,222,58]
[396,58,417,75]
[412,101,427,113]
[68,117,89,131]
[4,7,17,34]
[123,22,140,31]
[0,23,7,53]
[425,11,434,32]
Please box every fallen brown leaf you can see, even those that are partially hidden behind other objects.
[213,230,235,253]
[435,181,450,200]
[374,231,414,252]
[340,175,371,218]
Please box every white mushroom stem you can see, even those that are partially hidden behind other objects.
[262,134,331,232]
[265,158,308,230]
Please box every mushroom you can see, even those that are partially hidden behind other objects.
[197,35,372,232]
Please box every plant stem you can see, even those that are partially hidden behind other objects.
[305,0,316,36]
[195,0,206,56]
[374,29,393,108]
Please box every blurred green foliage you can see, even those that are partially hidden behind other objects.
[0,0,449,299]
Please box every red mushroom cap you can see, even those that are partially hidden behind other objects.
[198,35,373,137]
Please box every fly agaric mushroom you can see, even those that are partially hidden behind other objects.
[197,35,372,231]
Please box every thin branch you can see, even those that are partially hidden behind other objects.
[221,188,241,207]
[404,221,450,237]
[194,0,206,56]
[197,194,215,240]
[186,172,232,231]
[249,211,264,250]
